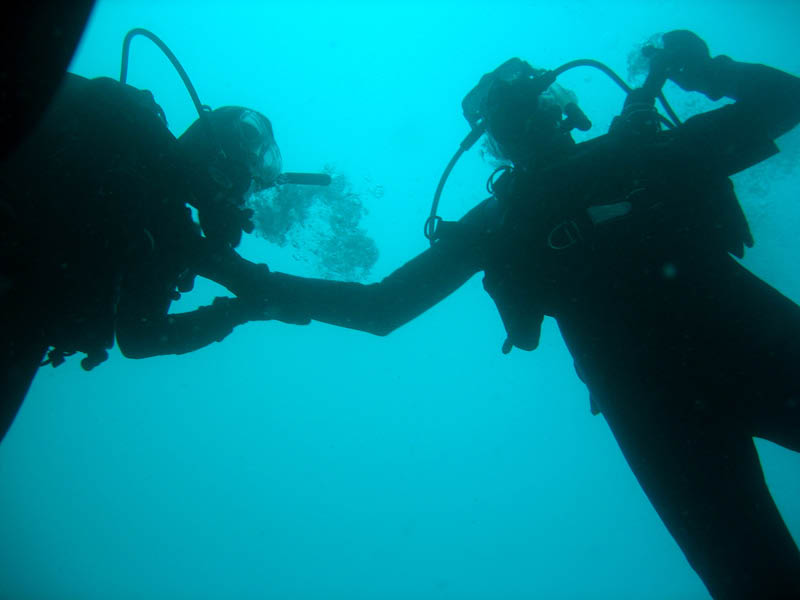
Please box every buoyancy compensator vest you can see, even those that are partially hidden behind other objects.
[481,95,757,356]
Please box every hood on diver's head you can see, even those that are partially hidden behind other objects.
[178,107,280,247]
[178,106,282,206]
[463,58,579,164]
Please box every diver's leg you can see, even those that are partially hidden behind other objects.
[0,342,45,443]
[722,261,800,453]
[600,391,800,599]
[748,352,800,453]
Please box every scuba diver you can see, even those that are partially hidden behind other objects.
[256,31,800,598]
[0,29,326,443]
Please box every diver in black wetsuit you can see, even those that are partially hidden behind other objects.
[0,29,323,443]
[260,31,800,598]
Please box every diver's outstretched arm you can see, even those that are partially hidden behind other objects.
[267,243,478,336]
[191,243,272,300]
[261,199,495,336]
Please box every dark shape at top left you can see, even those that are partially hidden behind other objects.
[0,1,96,161]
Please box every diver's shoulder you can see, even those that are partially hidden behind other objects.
[52,72,167,127]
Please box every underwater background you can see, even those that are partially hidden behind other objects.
[2,1,799,598]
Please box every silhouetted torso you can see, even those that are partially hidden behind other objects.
[1,74,201,361]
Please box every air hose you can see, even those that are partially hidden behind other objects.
[120,28,215,144]
[119,28,331,189]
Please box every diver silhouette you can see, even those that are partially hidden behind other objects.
[0,29,324,443]
[257,31,800,599]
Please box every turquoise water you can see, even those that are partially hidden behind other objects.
[2,1,799,598]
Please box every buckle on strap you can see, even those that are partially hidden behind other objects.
[41,348,75,368]
[547,220,583,250]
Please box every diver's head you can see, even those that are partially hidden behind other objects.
[467,59,578,165]
[178,107,282,246]
[485,74,577,164]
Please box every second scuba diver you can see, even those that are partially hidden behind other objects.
[0,28,327,443]
[253,30,800,599]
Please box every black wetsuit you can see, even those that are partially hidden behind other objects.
[264,59,800,598]
[0,73,265,442]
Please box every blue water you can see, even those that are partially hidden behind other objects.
[2,1,799,598]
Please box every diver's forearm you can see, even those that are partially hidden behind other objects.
[262,198,493,335]
[266,273,408,336]
[193,244,270,298]
[707,58,800,138]
[116,297,251,358]
[268,246,481,336]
